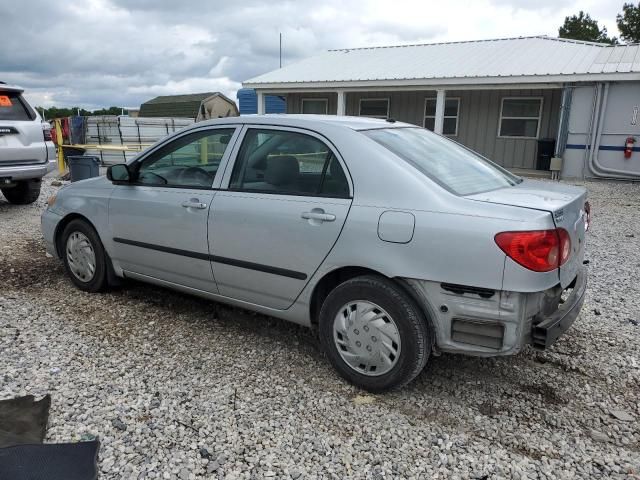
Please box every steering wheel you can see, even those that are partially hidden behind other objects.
[178,166,212,186]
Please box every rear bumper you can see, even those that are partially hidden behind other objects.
[0,159,56,181]
[405,267,588,357]
[531,266,587,349]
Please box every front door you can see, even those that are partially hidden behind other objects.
[109,127,238,292]
[209,126,352,309]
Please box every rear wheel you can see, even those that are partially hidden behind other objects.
[60,219,108,292]
[1,180,41,205]
[319,275,431,392]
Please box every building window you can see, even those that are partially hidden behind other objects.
[424,97,459,136]
[499,97,542,138]
[301,98,328,114]
[359,98,389,119]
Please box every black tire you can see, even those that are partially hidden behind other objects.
[60,219,108,292]
[1,180,41,205]
[319,275,431,392]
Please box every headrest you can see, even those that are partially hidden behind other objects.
[265,155,299,186]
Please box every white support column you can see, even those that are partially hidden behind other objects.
[336,90,346,116]
[434,89,446,134]
[257,91,265,115]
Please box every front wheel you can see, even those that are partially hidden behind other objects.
[319,275,431,392]
[1,180,41,205]
[60,219,108,292]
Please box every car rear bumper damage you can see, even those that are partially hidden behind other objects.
[531,267,587,349]
[404,266,587,357]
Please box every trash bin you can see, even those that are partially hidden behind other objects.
[67,156,100,182]
[62,146,86,162]
[536,138,556,171]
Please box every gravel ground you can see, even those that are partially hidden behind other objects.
[1,178,639,479]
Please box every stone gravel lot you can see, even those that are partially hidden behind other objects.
[1,178,639,479]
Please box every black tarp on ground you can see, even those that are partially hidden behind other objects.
[0,395,50,448]
[0,441,99,480]
[0,395,99,480]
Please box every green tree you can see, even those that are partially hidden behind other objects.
[617,3,640,43]
[91,106,126,115]
[559,11,617,44]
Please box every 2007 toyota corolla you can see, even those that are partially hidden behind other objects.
[42,115,589,391]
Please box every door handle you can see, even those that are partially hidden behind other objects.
[181,198,207,209]
[301,211,336,222]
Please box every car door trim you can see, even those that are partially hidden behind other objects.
[211,255,307,280]
[112,237,307,280]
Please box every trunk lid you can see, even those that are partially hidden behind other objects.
[467,179,587,288]
[0,89,47,166]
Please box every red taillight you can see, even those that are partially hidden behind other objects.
[495,228,571,272]
[584,201,591,232]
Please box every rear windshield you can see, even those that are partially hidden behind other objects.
[363,127,521,196]
[0,92,35,121]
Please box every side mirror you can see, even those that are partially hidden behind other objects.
[107,164,131,184]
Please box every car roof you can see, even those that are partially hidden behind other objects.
[196,114,415,131]
[0,82,24,93]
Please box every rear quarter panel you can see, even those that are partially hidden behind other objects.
[319,200,555,291]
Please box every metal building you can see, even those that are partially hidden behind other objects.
[243,36,640,180]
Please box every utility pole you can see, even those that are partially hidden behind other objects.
[279,32,282,68]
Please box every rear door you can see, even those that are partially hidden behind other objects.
[0,89,47,166]
[208,126,353,309]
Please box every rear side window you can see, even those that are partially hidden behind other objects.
[0,92,35,121]
[363,127,521,196]
[229,128,350,198]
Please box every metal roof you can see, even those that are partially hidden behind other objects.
[138,92,236,118]
[244,36,640,89]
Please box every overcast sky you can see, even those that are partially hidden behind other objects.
[0,0,624,110]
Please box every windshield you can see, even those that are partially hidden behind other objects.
[363,127,521,196]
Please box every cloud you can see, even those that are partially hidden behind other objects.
[0,0,624,110]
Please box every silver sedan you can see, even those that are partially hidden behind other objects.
[41,115,588,391]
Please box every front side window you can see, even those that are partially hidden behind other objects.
[424,98,459,136]
[359,99,389,119]
[301,99,328,114]
[363,127,521,196]
[135,128,235,188]
[229,129,349,197]
[499,98,542,138]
